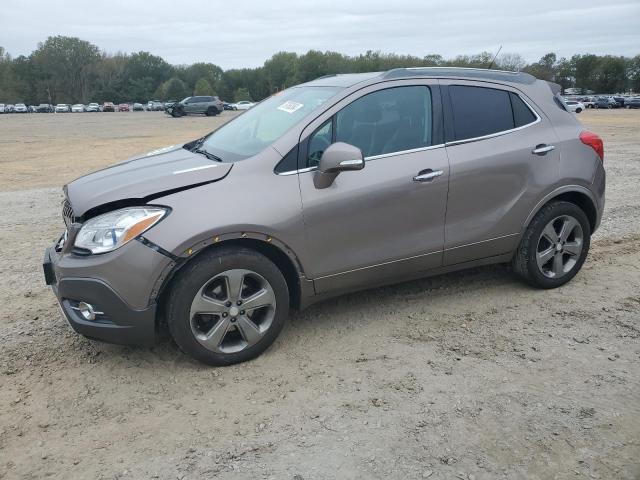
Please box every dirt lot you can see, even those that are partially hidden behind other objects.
[0,110,639,480]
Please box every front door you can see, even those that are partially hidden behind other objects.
[298,83,450,294]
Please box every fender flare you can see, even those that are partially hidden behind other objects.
[521,184,599,235]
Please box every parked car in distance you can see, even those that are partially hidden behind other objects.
[55,104,70,113]
[102,102,115,112]
[146,100,164,111]
[5,104,14,113]
[625,97,640,109]
[13,103,28,113]
[578,97,595,108]
[71,104,86,113]
[612,96,625,108]
[86,103,100,112]
[132,103,144,111]
[564,100,585,113]
[165,96,224,117]
[234,100,255,110]
[223,102,237,111]
[0,104,5,113]
[36,103,54,113]
[117,103,130,112]
[44,67,606,366]
[594,97,617,109]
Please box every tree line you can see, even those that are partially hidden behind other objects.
[0,36,638,105]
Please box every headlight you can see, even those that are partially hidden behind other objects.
[74,206,168,254]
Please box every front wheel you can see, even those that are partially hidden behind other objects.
[575,108,582,113]
[513,201,591,289]
[167,247,289,366]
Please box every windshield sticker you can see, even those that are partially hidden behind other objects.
[277,101,304,114]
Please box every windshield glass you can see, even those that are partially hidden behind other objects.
[201,86,341,161]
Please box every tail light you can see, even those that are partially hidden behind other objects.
[580,131,604,162]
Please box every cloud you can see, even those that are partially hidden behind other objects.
[2,0,638,68]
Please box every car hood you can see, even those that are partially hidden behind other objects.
[65,145,232,217]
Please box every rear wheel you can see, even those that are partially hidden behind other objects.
[205,107,219,116]
[167,247,289,366]
[513,201,590,289]
[575,108,582,113]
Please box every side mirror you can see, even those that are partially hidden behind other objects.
[314,142,364,189]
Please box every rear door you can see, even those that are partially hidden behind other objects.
[441,80,560,265]
[297,80,449,294]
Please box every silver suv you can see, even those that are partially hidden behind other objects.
[44,68,606,366]
[165,95,224,117]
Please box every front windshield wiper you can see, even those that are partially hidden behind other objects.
[193,147,223,162]
[187,137,222,162]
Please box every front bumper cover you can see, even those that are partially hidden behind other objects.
[44,245,161,347]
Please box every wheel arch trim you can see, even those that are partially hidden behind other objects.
[150,231,310,312]
[522,185,599,235]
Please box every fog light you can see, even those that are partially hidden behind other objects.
[78,302,98,321]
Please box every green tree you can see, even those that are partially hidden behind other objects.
[163,77,189,100]
[29,36,101,103]
[193,78,214,96]
[628,55,640,93]
[233,87,252,102]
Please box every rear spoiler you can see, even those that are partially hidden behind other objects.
[546,81,562,95]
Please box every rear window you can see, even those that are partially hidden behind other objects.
[449,86,537,141]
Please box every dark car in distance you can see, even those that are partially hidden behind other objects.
[594,97,617,109]
[36,103,54,113]
[165,96,224,117]
[625,97,640,109]
[103,102,115,112]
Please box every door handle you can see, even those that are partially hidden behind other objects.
[532,144,555,155]
[413,169,444,182]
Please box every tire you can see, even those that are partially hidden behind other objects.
[594,104,599,109]
[167,247,289,366]
[205,107,218,116]
[512,201,591,289]
[575,108,582,113]
[171,107,184,118]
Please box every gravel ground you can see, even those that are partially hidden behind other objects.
[0,110,639,480]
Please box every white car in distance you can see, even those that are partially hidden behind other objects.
[71,104,86,113]
[564,100,585,113]
[234,100,255,110]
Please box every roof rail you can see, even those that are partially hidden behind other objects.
[382,67,536,84]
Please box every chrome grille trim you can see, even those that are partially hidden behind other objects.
[62,198,74,228]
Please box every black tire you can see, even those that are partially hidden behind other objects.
[167,247,289,366]
[205,107,219,116]
[171,106,184,118]
[512,201,591,289]
[575,108,582,113]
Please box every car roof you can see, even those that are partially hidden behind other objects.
[301,67,537,88]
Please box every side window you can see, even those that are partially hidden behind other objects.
[449,85,514,141]
[509,92,537,127]
[334,86,432,159]
[307,120,333,168]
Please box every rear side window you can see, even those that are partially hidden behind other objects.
[449,86,537,141]
[510,92,537,127]
[449,86,513,141]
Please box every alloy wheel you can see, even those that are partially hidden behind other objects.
[189,269,276,353]
[536,215,584,278]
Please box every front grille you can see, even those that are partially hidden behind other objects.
[62,198,74,228]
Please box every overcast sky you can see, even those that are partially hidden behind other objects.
[2,0,639,69]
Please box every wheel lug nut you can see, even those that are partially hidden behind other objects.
[230,317,236,323]
[240,310,245,315]
[237,300,242,306]
[225,301,232,307]
[222,312,228,318]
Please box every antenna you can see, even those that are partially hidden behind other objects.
[487,45,503,70]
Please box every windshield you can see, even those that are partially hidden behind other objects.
[200,86,341,162]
